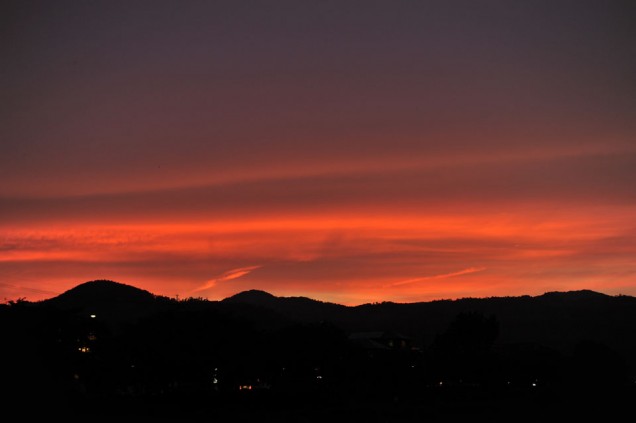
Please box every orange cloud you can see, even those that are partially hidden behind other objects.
[390,267,488,287]
[192,265,262,294]
[1,203,635,304]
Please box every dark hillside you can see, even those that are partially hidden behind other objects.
[4,281,636,421]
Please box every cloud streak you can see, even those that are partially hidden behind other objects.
[192,266,262,294]
[390,267,488,287]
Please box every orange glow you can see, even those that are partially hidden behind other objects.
[2,203,635,304]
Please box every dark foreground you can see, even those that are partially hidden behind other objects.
[17,383,636,422]
[5,283,636,421]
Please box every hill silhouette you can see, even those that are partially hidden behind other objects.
[219,286,636,366]
[26,281,636,362]
[45,279,157,307]
[223,288,348,323]
[40,279,171,326]
[4,280,636,421]
[223,289,279,305]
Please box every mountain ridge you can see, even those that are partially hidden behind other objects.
[6,280,636,419]
[6,279,636,387]
[30,279,630,308]
[28,280,636,349]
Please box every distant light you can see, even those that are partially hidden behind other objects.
[439,381,443,386]
[78,346,90,353]
[316,375,323,379]
[532,383,537,387]
[90,314,96,318]
[213,378,218,384]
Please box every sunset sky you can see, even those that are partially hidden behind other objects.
[2,1,635,305]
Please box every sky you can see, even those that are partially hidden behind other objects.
[2,0,635,305]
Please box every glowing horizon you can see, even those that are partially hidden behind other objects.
[3,200,635,305]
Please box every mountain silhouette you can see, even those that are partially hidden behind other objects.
[45,279,157,307]
[41,279,169,326]
[28,280,636,369]
[223,289,279,305]
[538,289,610,302]
[222,288,348,322]
[5,280,636,420]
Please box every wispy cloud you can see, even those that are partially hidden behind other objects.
[390,267,487,287]
[192,265,261,293]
